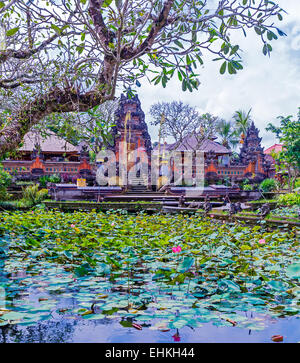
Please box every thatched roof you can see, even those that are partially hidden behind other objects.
[154,135,231,155]
[19,131,78,154]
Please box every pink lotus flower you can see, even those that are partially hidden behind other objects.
[70,224,75,228]
[111,222,115,227]
[210,214,215,218]
[172,333,181,342]
[258,239,266,245]
[172,246,182,253]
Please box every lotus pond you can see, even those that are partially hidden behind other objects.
[0,209,299,343]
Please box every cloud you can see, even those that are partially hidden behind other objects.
[121,0,300,149]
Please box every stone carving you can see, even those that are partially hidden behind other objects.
[178,194,186,207]
[260,203,270,218]
[80,145,90,161]
[204,196,212,214]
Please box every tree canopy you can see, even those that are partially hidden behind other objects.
[0,0,286,156]
[266,108,300,191]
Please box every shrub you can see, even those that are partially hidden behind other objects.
[20,184,49,207]
[39,175,48,188]
[36,189,49,204]
[48,174,61,184]
[0,166,12,200]
[277,192,300,206]
[243,184,253,191]
[259,178,278,192]
[39,174,61,187]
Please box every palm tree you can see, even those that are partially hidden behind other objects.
[216,120,239,150]
[233,108,252,136]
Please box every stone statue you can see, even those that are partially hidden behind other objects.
[260,203,270,218]
[204,196,212,214]
[178,194,186,207]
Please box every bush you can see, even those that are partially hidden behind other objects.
[243,184,253,191]
[259,178,278,192]
[277,192,300,206]
[48,174,61,184]
[0,166,12,200]
[39,174,61,187]
[20,184,49,207]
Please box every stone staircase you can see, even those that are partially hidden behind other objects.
[128,175,149,192]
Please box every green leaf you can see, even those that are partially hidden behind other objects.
[178,256,194,273]
[6,27,19,37]
[102,0,113,7]
[220,61,227,75]
[51,24,62,35]
[174,39,184,49]
[268,280,287,291]
[74,263,91,277]
[219,279,241,292]
[286,263,300,279]
[230,45,239,56]
[228,62,237,74]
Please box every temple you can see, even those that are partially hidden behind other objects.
[107,93,152,187]
[2,93,273,187]
[238,121,273,182]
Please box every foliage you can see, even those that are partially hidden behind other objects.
[15,181,36,186]
[259,178,278,192]
[0,211,299,333]
[266,108,300,191]
[233,108,252,136]
[39,174,61,188]
[0,164,12,200]
[277,192,300,206]
[216,120,239,149]
[271,206,299,220]
[242,184,253,191]
[41,100,118,153]
[19,184,49,207]
[0,0,287,155]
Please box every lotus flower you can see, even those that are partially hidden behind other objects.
[258,239,266,245]
[70,224,75,228]
[172,332,181,342]
[172,246,182,253]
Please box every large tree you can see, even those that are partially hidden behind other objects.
[266,109,300,191]
[150,101,206,142]
[0,0,286,156]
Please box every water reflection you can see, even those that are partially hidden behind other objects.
[1,316,299,343]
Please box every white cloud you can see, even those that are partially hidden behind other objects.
[122,0,300,149]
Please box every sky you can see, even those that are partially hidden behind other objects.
[118,0,300,148]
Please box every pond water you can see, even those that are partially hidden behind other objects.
[1,315,299,343]
[0,210,299,343]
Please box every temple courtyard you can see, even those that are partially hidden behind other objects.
[0,94,299,343]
